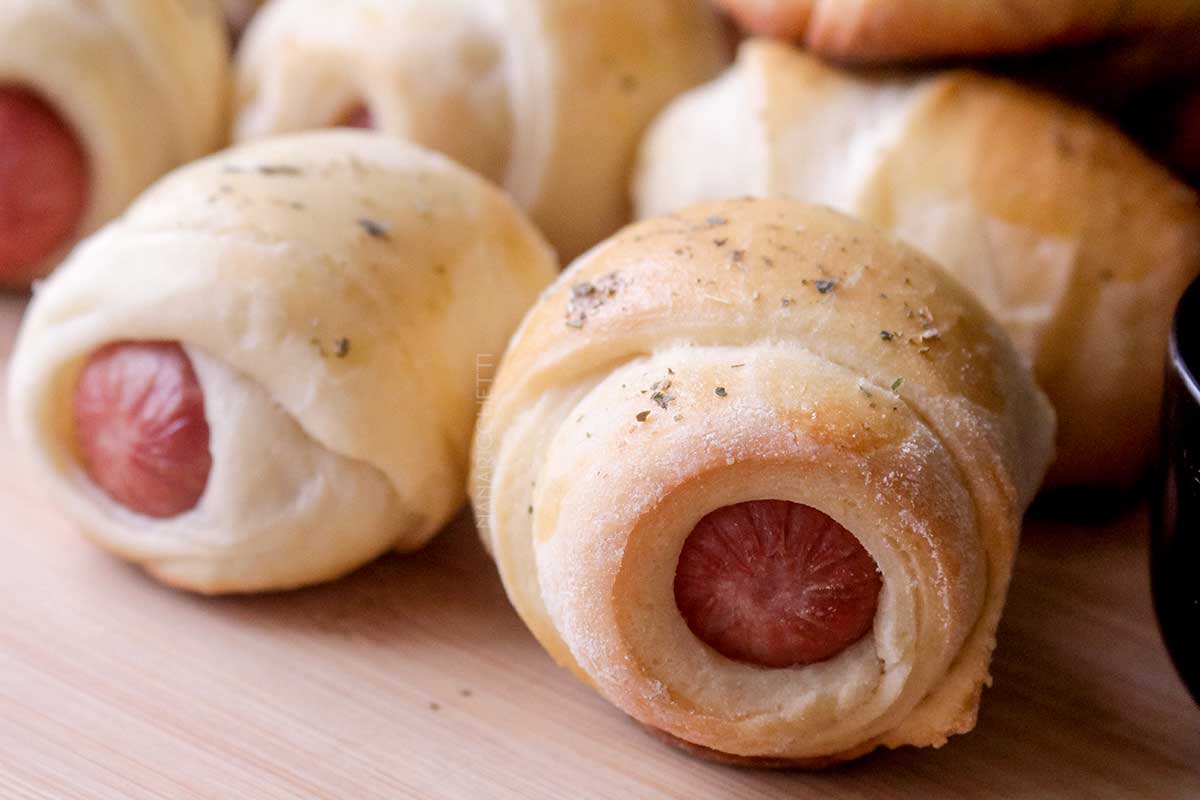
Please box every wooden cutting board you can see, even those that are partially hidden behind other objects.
[0,293,1196,799]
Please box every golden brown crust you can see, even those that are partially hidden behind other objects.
[894,69,1200,484]
[713,0,1200,62]
[471,198,1054,763]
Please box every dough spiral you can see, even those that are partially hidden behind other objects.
[470,199,1055,763]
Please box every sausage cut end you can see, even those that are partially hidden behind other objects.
[73,342,212,519]
[0,86,88,279]
[338,104,374,130]
[674,499,882,668]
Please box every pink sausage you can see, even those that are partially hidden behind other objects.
[73,342,212,519]
[0,86,88,281]
[674,499,882,668]
[339,104,374,130]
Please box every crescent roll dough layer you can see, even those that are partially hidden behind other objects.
[233,0,728,260]
[0,0,229,282]
[635,40,1200,486]
[470,200,1055,763]
[8,131,557,593]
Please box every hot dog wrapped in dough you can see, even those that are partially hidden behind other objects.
[8,131,557,593]
[635,41,1200,486]
[0,0,229,288]
[712,0,1200,62]
[470,199,1055,765]
[233,0,728,260]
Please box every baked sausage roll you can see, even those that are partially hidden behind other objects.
[232,0,728,260]
[0,0,229,288]
[8,131,557,593]
[470,199,1056,765]
[635,40,1200,486]
[713,0,1200,63]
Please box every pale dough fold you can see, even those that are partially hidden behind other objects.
[470,200,1055,764]
[0,0,230,281]
[8,131,558,593]
[233,0,728,260]
[635,40,1200,486]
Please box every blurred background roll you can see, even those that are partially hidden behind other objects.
[233,0,729,261]
[711,0,1200,63]
[635,40,1200,486]
[0,0,229,288]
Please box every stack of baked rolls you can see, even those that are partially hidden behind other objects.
[471,199,1056,764]
[1,0,1192,772]
[232,0,728,259]
[713,0,1200,62]
[0,0,229,288]
[635,40,1200,486]
[7,131,557,593]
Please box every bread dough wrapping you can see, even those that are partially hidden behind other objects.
[635,40,1200,486]
[0,0,230,284]
[713,0,1200,62]
[8,131,557,593]
[233,0,728,260]
[470,199,1055,764]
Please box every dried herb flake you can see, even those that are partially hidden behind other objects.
[257,164,303,177]
[566,272,623,329]
[358,218,391,239]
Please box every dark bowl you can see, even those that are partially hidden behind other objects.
[1153,277,1200,705]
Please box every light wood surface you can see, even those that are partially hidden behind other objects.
[0,293,1196,799]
